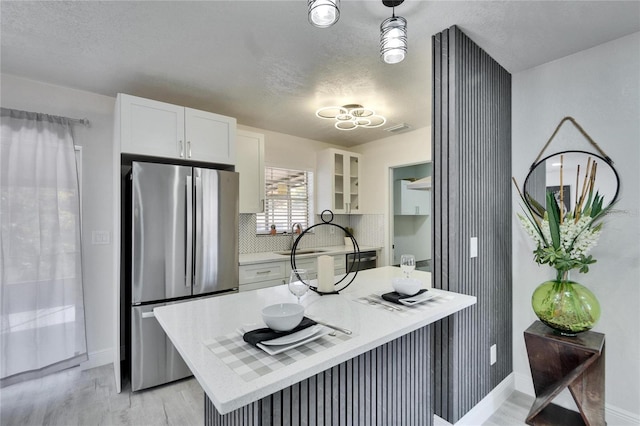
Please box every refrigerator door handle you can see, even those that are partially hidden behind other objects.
[141,311,155,319]
[185,175,193,288]
[194,173,203,287]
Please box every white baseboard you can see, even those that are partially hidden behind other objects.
[80,347,113,371]
[515,372,640,425]
[441,373,515,426]
[454,373,515,425]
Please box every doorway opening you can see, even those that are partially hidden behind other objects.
[389,162,432,271]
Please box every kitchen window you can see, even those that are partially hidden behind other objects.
[256,167,313,234]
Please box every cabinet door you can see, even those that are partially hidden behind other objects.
[395,180,430,215]
[286,257,317,280]
[316,149,361,214]
[237,130,265,213]
[345,153,360,213]
[185,108,236,165]
[119,94,184,158]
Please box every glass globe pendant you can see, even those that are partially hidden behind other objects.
[380,15,407,64]
[308,0,340,28]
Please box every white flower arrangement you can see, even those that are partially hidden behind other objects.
[514,156,613,281]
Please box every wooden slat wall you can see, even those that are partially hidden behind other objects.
[205,326,433,426]
[432,25,513,423]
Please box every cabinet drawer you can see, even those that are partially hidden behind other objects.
[239,278,286,292]
[332,254,346,270]
[286,257,317,279]
[239,261,286,285]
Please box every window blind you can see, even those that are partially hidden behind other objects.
[256,167,312,233]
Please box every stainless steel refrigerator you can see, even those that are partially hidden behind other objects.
[127,161,238,391]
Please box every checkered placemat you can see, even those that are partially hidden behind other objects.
[353,291,454,317]
[204,328,351,382]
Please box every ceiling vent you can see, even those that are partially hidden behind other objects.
[384,123,411,133]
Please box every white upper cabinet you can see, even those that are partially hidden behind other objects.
[394,179,430,215]
[184,108,236,164]
[316,148,361,214]
[236,130,265,213]
[119,94,184,158]
[117,94,236,165]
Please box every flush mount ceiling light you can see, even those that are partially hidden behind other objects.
[380,0,407,64]
[308,0,340,28]
[316,104,386,131]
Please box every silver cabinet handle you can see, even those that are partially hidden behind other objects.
[187,140,192,158]
[256,270,272,275]
[179,140,184,157]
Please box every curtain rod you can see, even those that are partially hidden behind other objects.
[67,117,91,127]
[1,107,90,127]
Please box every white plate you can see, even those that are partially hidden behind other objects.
[257,326,331,355]
[399,291,438,306]
[261,325,323,346]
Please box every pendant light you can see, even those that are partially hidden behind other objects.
[308,0,340,28]
[380,0,407,64]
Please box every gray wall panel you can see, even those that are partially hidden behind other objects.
[432,25,513,423]
[206,326,433,426]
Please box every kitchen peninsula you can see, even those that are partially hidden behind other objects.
[154,266,476,425]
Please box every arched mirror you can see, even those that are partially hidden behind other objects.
[523,150,620,217]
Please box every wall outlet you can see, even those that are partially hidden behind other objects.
[490,344,497,365]
[91,230,111,245]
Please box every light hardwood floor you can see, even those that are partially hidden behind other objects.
[0,365,203,426]
[1,364,532,425]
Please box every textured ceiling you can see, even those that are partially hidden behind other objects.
[2,1,639,147]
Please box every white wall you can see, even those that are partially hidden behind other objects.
[1,74,117,368]
[354,127,432,266]
[238,124,337,172]
[512,32,640,421]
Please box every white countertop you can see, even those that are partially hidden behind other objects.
[154,266,476,414]
[239,245,382,265]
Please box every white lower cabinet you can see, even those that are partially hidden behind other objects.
[239,252,354,292]
[286,257,317,280]
[333,254,346,276]
[239,261,286,292]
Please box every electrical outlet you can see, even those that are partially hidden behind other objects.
[92,230,111,245]
[490,344,497,365]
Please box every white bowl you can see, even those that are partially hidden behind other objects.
[392,277,422,296]
[262,303,305,331]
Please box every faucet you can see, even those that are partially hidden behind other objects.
[290,222,302,249]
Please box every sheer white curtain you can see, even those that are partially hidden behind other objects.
[1,108,87,387]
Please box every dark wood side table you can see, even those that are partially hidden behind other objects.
[524,321,605,426]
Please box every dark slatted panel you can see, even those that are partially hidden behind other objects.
[205,326,433,425]
[432,25,513,423]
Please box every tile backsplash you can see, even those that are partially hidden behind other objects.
[239,213,384,254]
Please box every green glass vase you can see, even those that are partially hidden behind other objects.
[531,275,601,335]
